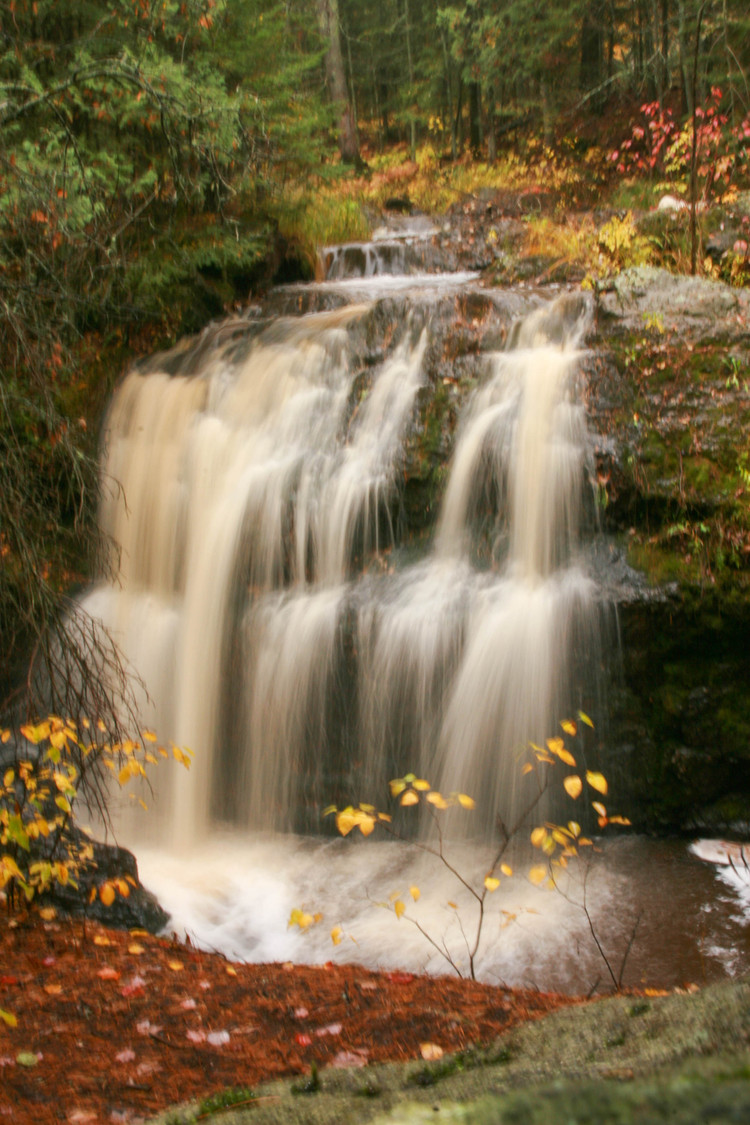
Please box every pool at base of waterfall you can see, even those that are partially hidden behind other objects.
[131,831,750,994]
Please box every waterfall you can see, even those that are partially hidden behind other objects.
[85,283,605,852]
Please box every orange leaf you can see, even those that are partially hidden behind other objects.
[97,967,120,981]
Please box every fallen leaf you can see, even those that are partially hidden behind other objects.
[0,1009,17,1028]
[386,971,414,984]
[136,1020,162,1036]
[314,1022,342,1037]
[207,1030,230,1046]
[528,865,547,886]
[16,1051,39,1067]
[294,1032,312,1047]
[39,907,57,921]
[180,998,198,1011]
[44,984,63,996]
[330,1049,368,1068]
[115,1049,136,1063]
[186,1029,206,1044]
[94,936,111,947]
[167,961,184,972]
[127,944,145,956]
[420,1042,444,1060]
[294,1007,309,1019]
[97,967,121,981]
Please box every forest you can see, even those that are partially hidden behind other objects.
[2,3,750,1121]
[2,0,750,729]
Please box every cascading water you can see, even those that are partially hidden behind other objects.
[89,287,600,846]
[82,230,750,989]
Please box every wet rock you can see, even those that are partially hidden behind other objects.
[43,833,169,932]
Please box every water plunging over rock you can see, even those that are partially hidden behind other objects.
[77,223,750,987]
[87,275,607,850]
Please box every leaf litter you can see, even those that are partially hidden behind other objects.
[0,913,581,1124]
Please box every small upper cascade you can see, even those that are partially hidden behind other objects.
[320,212,454,280]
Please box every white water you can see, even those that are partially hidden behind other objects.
[83,239,750,990]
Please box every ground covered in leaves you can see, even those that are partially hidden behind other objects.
[0,914,581,1125]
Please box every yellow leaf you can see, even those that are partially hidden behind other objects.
[447,901,457,910]
[500,863,513,877]
[377,812,392,822]
[393,899,406,919]
[530,827,547,848]
[168,961,184,972]
[43,983,62,996]
[3,768,14,788]
[21,721,50,744]
[426,791,448,809]
[592,801,607,817]
[563,775,582,799]
[568,821,581,838]
[484,876,500,892]
[560,719,577,736]
[586,771,608,795]
[99,883,116,906]
[128,943,145,955]
[528,865,548,886]
[225,966,237,976]
[412,779,431,791]
[118,763,133,786]
[609,815,632,826]
[143,729,157,742]
[578,710,595,728]
[420,1042,444,1060]
[409,885,420,902]
[1,729,10,744]
[400,790,419,807]
[547,738,576,767]
[521,762,534,776]
[358,814,376,837]
[455,793,475,810]
[39,907,56,921]
[0,1008,17,1028]
[331,926,343,946]
[336,808,358,836]
[389,778,407,797]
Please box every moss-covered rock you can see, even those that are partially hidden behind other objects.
[152,976,750,1125]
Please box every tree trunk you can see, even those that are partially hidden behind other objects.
[469,81,482,155]
[316,0,359,164]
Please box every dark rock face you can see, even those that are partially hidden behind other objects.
[44,834,169,932]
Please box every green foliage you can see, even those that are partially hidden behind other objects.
[275,192,371,271]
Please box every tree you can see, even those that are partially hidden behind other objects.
[316,0,360,162]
